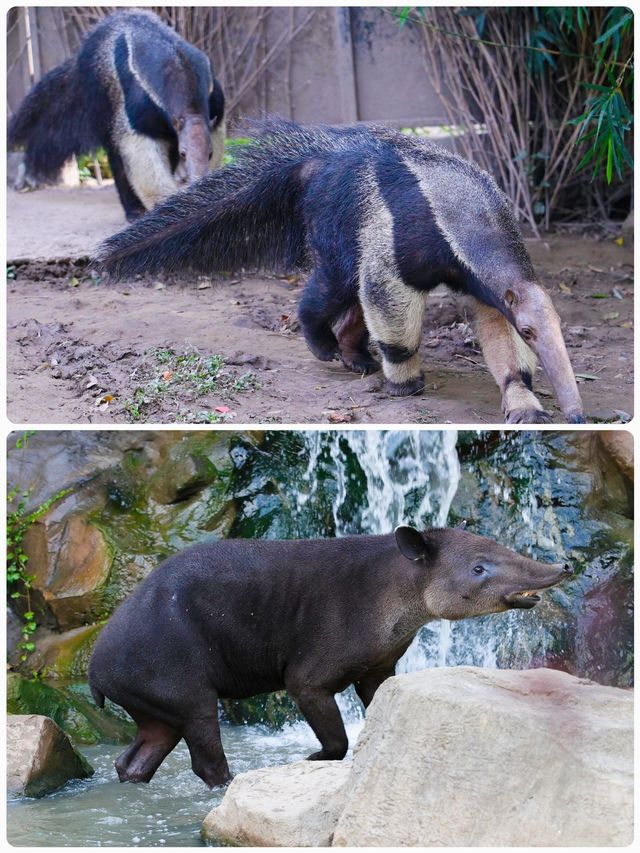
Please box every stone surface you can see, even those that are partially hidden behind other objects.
[202,761,351,847]
[7,714,93,797]
[333,667,633,847]
[599,431,633,480]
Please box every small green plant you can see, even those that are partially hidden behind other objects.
[123,348,258,423]
[7,480,72,662]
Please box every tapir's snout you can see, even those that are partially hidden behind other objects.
[504,560,573,610]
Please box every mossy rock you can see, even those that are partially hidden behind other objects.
[28,623,104,681]
[220,691,302,728]
[7,674,134,745]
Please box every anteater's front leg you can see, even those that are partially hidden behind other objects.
[473,301,551,423]
[289,687,348,760]
[360,278,426,396]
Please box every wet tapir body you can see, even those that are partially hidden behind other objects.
[88,526,572,787]
[97,118,584,423]
[8,9,226,220]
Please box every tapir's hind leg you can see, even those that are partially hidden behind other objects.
[360,277,426,396]
[115,716,181,783]
[289,687,348,761]
[182,707,232,788]
[473,301,552,424]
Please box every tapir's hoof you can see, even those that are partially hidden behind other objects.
[506,408,553,424]
[384,374,425,397]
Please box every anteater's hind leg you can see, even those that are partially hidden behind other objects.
[115,715,181,783]
[334,304,379,375]
[473,301,551,423]
[360,278,426,396]
[298,272,340,362]
[182,704,232,788]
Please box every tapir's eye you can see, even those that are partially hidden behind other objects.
[472,565,486,576]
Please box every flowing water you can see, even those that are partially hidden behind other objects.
[7,430,632,846]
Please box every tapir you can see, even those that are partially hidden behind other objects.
[88,526,573,787]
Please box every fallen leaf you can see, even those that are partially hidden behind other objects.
[591,292,607,299]
[612,287,625,299]
[323,410,353,423]
[621,321,633,329]
[615,236,624,246]
[86,375,98,389]
[68,276,79,287]
[588,265,605,273]
[154,281,166,290]
[575,373,599,381]
[558,281,572,294]
[215,405,231,414]
[162,370,173,381]
[603,312,619,321]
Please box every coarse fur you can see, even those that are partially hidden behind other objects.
[9,9,226,220]
[88,527,572,787]
[96,118,584,422]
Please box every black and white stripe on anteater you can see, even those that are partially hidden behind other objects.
[8,9,226,222]
[96,118,584,423]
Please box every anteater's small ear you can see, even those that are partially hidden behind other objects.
[395,525,430,562]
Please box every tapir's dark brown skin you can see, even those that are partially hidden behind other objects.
[88,526,573,788]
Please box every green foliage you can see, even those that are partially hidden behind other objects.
[393,6,633,191]
[7,434,71,662]
[77,148,113,181]
[222,136,252,166]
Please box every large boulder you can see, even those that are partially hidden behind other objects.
[333,667,633,846]
[202,761,351,847]
[6,714,93,797]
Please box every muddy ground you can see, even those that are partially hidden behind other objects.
[7,186,634,425]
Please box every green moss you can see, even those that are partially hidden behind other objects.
[7,674,135,745]
[220,691,302,728]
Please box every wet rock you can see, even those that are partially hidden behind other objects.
[598,431,633,480]
[333,667,633,846]
[7,673,134,745]
[220,690,301,728]
[202,761,350,847]
[27,623,103,680]
[24,515,112,630]
[7,714,93,797]
[150,452,217,504]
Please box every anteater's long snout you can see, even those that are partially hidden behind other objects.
[512,283,585,423]
[179,116,212,182]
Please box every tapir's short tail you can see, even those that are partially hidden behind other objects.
[90,683,105,708]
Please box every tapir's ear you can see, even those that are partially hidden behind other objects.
[395,525,432,562]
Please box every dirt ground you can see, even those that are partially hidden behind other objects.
[7,186,634,425]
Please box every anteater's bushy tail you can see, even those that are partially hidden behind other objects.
[9,58,99,183]
[95,118,378,280]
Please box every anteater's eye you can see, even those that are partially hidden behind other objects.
[473,565,486,576]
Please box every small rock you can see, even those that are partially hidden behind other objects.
[202,761,351,847]
[7,714,93,797]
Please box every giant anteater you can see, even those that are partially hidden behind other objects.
[8,9,226,220]
[96,118,584,423]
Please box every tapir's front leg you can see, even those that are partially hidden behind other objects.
[355,669,395,709]
[472,300,552,423]
[289,686,348,760]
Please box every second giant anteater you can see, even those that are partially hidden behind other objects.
[96,119,584,423]
[8,9,226,221]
